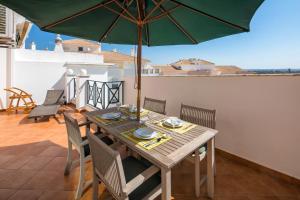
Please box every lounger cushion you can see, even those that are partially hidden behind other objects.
[122,157,161,200]
[83,134,113,157]
[28,105,60,119]
[43,90,64,105]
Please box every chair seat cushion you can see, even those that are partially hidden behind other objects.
[28,105,60,119]
[122,157,161,200]
[199,145,207,154]
[83,134,113,157]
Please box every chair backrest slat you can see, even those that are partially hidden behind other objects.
[143,97,166,115]
[180,104,216,129]
[63,113,83,147]
[43,90,64,105]
[87,133,127,200]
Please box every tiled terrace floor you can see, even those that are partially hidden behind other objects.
[0,108,299,200]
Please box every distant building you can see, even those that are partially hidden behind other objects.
[154,59,243,76]
[171,58,215,71]
[60,38,151,70]
[215,65,242,75]
[62,38,101,53]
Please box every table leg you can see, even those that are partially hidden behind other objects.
[195,149,200,197]
[207,137,215,198]
[161,168,171,200]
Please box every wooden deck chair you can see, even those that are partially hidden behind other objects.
[180,104,216,185]
[4,87,36,113]
[143,97,166,115]
[63,112,113,200]
[28,89,64,121]
[87,133,162,200]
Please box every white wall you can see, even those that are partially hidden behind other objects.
[11,49,105,105]
[13,61,66,104]
[0,48,8,109]
[124,75,300,179]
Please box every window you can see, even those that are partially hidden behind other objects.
[0,5,6,35]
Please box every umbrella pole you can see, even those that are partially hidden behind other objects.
[136,24,142,121]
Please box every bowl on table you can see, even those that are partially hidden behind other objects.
[162,117,184,128]
[100,112,122,120]
[133,127,157,140]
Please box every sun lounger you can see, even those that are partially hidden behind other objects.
[28,90,64,121]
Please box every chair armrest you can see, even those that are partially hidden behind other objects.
[109,142,123,151]
[125,165,160,195]
[80,139,89,146]
[78,120,92,127]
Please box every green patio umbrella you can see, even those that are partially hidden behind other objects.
[0,0,264,120]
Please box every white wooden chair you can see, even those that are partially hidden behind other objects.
[87,133,162,200]
[63,113,113,200]
[180,104,216,185]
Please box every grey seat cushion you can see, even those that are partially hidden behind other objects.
[43,90,64,105]
[199,144,207,154]
[28,105,60,118]
[122,157,161,200]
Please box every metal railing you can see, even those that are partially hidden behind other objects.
[86,80,124,109]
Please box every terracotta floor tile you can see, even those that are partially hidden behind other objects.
[43,157,67,172]
[0,155,34,170]
[8,189,43,200]
[21,170,77,191]
[21,157,53,170]
[38,146,66,157]
[0,189,16,200]
[0,169,36,189]
[19,145,50,156]
[214,174,248,196]
[0,155,15,166]
[38,191,74,200]
[0,109,299,200]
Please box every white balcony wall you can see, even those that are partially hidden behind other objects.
[11,49,105,105]
[124,75,300,179]
[0,48,8,109]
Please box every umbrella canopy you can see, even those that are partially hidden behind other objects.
[0,0,264,119]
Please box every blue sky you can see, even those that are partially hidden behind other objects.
[25,0,300,69]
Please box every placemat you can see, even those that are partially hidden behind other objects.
[153,119,197,134]
[94,115,126,125]
[121,128,172,150]
[120,107,149,118]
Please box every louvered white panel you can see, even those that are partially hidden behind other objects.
[0,4,7,35]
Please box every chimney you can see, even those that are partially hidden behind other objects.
[98,42,102,52]
[54,34,64,52]
[31,42,36,50]
[130,48,135,56]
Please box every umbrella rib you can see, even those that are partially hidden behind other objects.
[103,5,137,24]
[144,0,167,21]
[170,0,249,32]
[99,8,125,42]
[152,0,197,44]
[113,0,137,21]
[143,4,181,24]
[42,0,115,30]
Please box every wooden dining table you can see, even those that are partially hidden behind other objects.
[84,107,218,200]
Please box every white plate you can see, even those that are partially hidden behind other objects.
[100,112,121,120]
[133,127,157,140]
[163,117,184,128]
[129,107,144,113]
